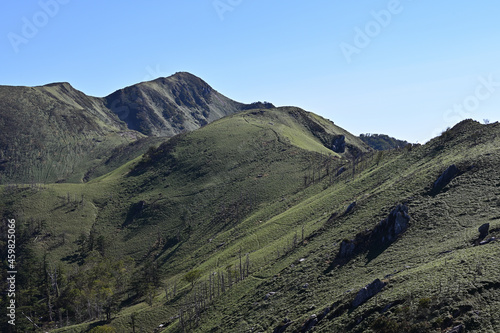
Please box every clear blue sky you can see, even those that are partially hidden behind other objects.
[1,1,500,143]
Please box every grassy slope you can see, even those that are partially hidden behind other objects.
[2,113,499,332]
[0,83,151,184]
[189,120,500,333]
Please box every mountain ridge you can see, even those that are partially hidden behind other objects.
[0,72,277,184]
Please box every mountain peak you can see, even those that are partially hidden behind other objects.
[105,72,269,137]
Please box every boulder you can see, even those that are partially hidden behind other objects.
[336,166,347,177]
[478,223,490,240]
[344,201,356,215]
[352,279,386,309]
[264,292,276,300]
[432,164,459,193]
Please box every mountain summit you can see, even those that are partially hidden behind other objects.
[105,72,272,137]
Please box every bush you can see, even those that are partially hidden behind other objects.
[183,269,202,287]
[418,297,432,309]
[89,325,117,333]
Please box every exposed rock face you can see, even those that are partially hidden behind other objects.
[336,166,347,177]
[333,204,410,266]
[478,223,490,240]
[124,200,147,226]
[300,314,318,333]
[344,201,356,215]
[432,164,459,193]
[372,204,410,245]
[352,279,386,309]
[331,135,346,153]
[338,239,356,259]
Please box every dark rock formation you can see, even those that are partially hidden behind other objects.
[478,223,490,240]
[123,200,147,226]
[317,306,330,321]
[352,279,386,309]
[432,164,459,194]
[331,135,346,153]
[371,204,410,245]
[300,314,318,333]
[344,201,356,215]
[336,166,347,177]
[329,204,410,270]
[338,239,356,259]
[273,318,292,333]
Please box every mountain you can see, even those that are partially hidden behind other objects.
[0,73,273,184]
[359,133,409,150]
[104,72,274,137]
[0,82,151,184]
[1,73,499,333]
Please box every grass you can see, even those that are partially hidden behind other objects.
[2,114,500,332]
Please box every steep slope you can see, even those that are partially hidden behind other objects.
[104,72,274,136]
[2,106,499,333]
[0,82,150,184]
[0,106,366,332]
[186,119,500,333]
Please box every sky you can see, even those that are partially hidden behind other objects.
[1,0,500,143]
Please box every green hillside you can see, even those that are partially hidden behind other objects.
[359,133,409,150]
[0,73,274,185]
[1,107,499,333]
[0,82,154,184]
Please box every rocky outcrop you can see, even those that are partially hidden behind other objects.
[336,166,347,177]
[331,135,346,153]
[344,202,356,215]
[333,204,410,265]
[273,318,292,333]
[352,279,386,309]
[123,200,146,226]
[300,314,318,332]
[371,204,410,245]
[264,292,277,300]
[432,164,459,194]
[338,239,356,259]
[478,223,490,240]
[479,237,497,245]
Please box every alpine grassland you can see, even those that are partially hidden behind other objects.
[1,100,499,332]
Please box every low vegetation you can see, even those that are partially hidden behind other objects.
[1,96,499,332]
